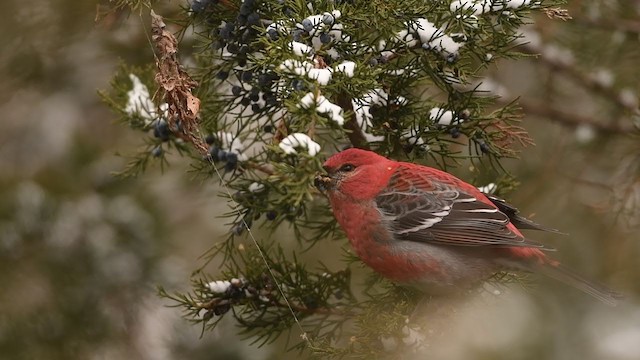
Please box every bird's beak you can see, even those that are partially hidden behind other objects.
[314,174,334,192]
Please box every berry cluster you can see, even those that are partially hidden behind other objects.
[150,118,187,158]
[150,119,172,157]
[205,0,285,114]
[153,119,170,141]
[209,0,261,63]
[204,134,239,171]
[228,71,280,113]
[190,0,218,13]
[203,277,276,319]
[228,188,279,235]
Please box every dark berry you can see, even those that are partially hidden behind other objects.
[258,73,277,87]
[225,157,238,171]
[216,71,229,80]
[292,29,304,41]
[449,127,460,139]
[228,286,245,300]
[214,303,231,316]
[226,152,238,164]
[267,29,278,41]
[237,57,247,67]
[227,43,239,53]
[239,3,252,15]
[191,0,206,13]
[232,191,245,202]
[231,85,243,96]
[322,14,334,25]
[263,124,273,133]
[292,79,306,91]
[319,33,331,44]
[264,94,278,105]
[251,103,261,113]
[479,141,490,154]
[151,146,163,157]
[231,224,244,235]
[203,310,214,321]
[247,12,260,26]
[266,72,279,81]
[240,97,251,106]
[446,53,458,63]
[421,43,431,50]
[257,74,269,87]
[220,29,232,40]
[208,145,220,161]
[153,120,170,141]
[368,57,378,66]
[249,92,260,102]
[236,14,247,26]
[241,71,253,82]
[266,211,277,220]
[301,19,313,32]
[217,149,228,161]
[205,134,215,145]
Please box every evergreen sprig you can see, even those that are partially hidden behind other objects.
[103,0,565,356]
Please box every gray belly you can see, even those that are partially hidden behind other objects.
[388,240,502,294]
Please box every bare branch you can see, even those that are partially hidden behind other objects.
[515,99,637,134]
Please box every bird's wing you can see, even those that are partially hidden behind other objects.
[484,194,565,234]
[375,168,549,249]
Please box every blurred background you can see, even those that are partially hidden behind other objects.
[0,1,638,359]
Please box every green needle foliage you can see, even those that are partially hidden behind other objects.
[102,0,564,356]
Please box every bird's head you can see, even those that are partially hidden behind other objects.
[314,148,396,200]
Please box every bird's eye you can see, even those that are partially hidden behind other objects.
[339,164,355,172]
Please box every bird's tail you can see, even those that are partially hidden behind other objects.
[535,262,623,306]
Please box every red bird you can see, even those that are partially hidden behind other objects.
[315,148,621,305]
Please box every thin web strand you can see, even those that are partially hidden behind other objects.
[139,8,311,347]
[205,154,311,346]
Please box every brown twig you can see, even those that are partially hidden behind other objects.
[278,301,354,317]
[200,297,351,317]
[543,8,572,21]
[488,120,536,154]
[519,43,640,116]
[515,98,637,134]
[335,94,371,150]
[244,161,275,176]
[575,17,640,36]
